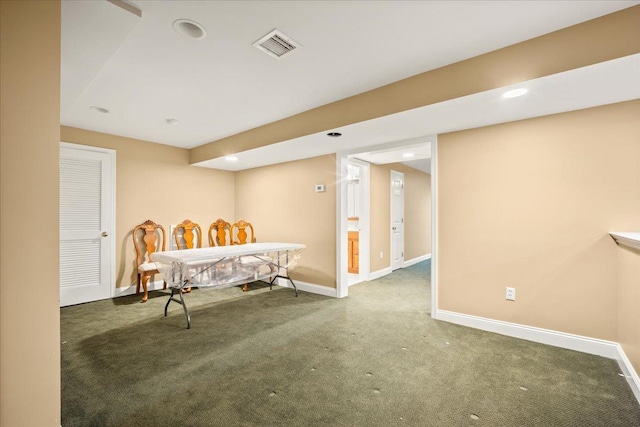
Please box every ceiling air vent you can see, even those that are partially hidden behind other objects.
[253,29,301,59]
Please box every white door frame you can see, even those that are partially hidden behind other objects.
[60,142,116,304]
[390,170,405,271]
[336,155,370,298]
[347,158,370,285]
[430,135,439,317]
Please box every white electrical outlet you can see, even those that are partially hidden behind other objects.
[506,287,516,301]
[379,252,383,259]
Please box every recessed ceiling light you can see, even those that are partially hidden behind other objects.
[225,156,238,162]
[502,88,528,98]
[402,152,415,158]
[327,132,342,137]
[165,118,179,125]
[89,106,109,114]
[173,19,206,40]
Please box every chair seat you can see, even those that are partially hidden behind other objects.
[138,262,158,272]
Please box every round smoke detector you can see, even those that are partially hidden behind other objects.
[173,19,206,40]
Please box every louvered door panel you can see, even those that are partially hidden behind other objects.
[60,157,101,232]
[59,144,114,306]
[60,240,100,288]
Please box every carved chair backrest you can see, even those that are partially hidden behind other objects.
[133,220,166,266]
[173,219,202,250]
[208,218,231,246]
[231,219,256,245]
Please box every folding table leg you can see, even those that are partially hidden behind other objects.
[164,286,192,329]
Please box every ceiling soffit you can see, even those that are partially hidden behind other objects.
[189,6,640,165]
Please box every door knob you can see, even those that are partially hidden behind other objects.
[102,232,109,237]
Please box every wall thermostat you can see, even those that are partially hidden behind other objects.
[315,184,326,193]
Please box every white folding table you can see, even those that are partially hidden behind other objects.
[152,243,305,329]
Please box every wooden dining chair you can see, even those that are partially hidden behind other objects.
[173,219,203,293]
[133,219,167,303]
[231,219,257,292]
[173,219,203,250]
[231,219,256,245]
[208,218,231,247]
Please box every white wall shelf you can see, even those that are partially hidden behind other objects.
[609,232,640,251]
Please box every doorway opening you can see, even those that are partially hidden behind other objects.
[336,136,435,304]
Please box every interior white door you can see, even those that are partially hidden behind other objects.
[60,144,114,307]
[391,170,404,271]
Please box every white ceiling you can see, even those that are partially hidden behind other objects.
[61,0,640,172]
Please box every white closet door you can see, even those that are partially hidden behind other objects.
[60,144,114,307]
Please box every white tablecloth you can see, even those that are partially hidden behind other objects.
[152,243,305,289]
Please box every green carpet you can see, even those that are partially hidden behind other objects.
[61,261,640,426]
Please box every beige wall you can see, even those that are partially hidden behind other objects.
[402,166,432,261]
[617,242,640,374]
[60,127,235,289]
[370,163,432,272]
[55,130,434,291]
[235,155,337,287]
[47,140,431,290]
[47,138,431,291]
[0,1,61,425]
[438,100,640,343]
[370,165,391,272]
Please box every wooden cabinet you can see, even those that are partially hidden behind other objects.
[348,231,359,274]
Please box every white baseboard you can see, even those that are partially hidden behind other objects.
[403,253,431,268]
[113,280,166,298]
[368,267,392,281]
[436,309,620,358]
[616,344,640,403]
[366,255,431,281]
[435,309,640,404]
[275,278,337,298]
